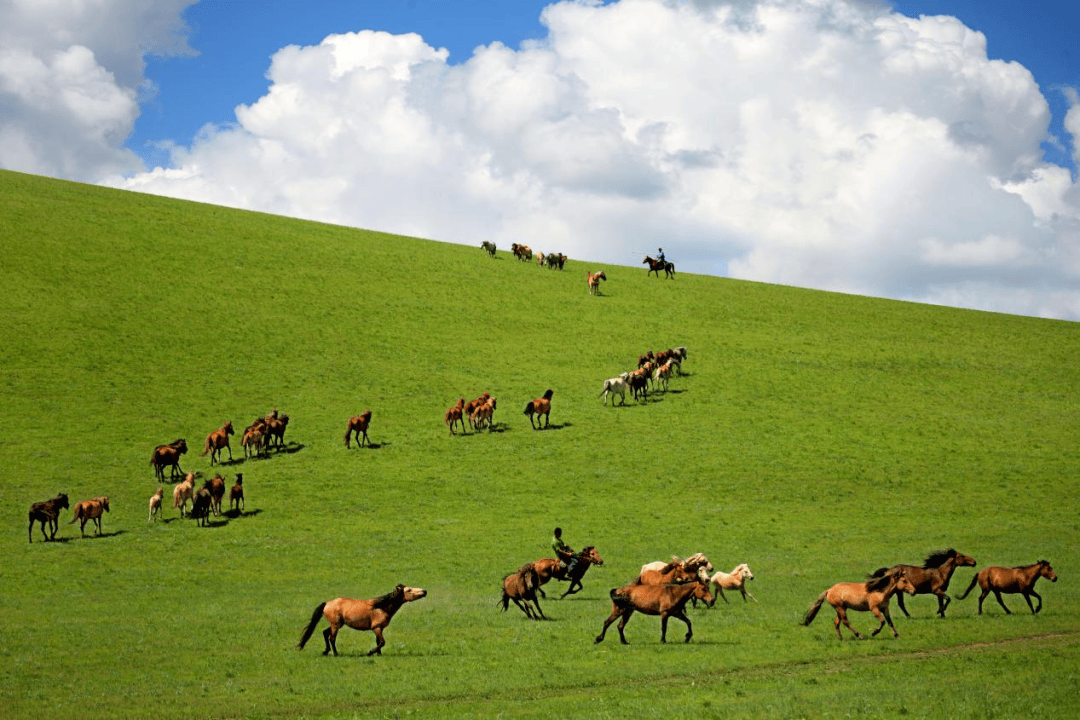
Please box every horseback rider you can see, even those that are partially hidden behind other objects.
[657,247,666,265]
[552,527,578,576]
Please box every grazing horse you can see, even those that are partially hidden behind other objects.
[802,569,917,639]
[595,579,715,645]
[643,255,675,278]
[709,563,757,603]
[173,472,196,517]
[190,488,212,526]
[523,389,554,430]
[201,422,234,465]
[28,492,69,543]
[599,376,628,406]
[204,475,226,516]
[298,584,428,656]
[587,270,606,295]
[230,473,244,511]
[481,240,496,257]
[70,496,109,537]
[870,549,976,617]
[957,560,1057,615]
[500,563,545,620]
[148,487,164,522]
[445,398,466,435]
[344,410,373,448]
[532,546,605,598]
[151,438,188,481]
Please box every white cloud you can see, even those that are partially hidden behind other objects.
[0,0,195,180]
[12,0,1080,320]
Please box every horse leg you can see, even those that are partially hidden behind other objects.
[367,628,386,656]
[1024,590,1042,614]
[895,592,911,618]
[870,607,897,638]
[616,610,633,644]
[992,590,1011,614]
[936,591,951,617]
[673,609,693,643]
[660,614,670,643]
[595,607,623,643]
[836,608,861,639]
[532,595,545,620]
[321,627,335,656]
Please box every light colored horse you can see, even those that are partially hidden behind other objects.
[598,377,628,406]
[173,472,196,517]
[298,585,428,656]
[638,553,713,585]
[709,563,757,603]
[148,487,164,522]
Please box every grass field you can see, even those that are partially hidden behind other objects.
[1,168,1078,719]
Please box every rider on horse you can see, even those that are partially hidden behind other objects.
[657,247,666,266]
[552,527,578,576]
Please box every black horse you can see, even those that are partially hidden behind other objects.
[643,255,675,279]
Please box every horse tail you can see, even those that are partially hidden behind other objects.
[200,436,211,456]
[523,401,535,416]
[802,592,827,626]
[69,504,83,524]
[957,572,980,600]
[297,602,327,650]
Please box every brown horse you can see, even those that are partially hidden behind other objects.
[204,475,226,516]
[344,410,373,448]
[151,438,188,481]
[463,393,490,430]
[470,397,497,432]
[201,422,234,465]
[445,398,465,435]
[241,424,265,458]
[190,488,212,526]
[643,255,675,278]
[298,584,428,656]
[638,553,713,585]
[500,563,544,620]
[533,546,605,598]
[587,270,606,295]
[523,389,554,429]
[957,560,1058,615]
[70,496,110,537]
[28,492,69,543]
[869,549,977,618]
[265,414,289,450]
[229,473,244,511]
[802,569,917,639]
[595,579,714,645]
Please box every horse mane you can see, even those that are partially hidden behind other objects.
[922,549,957,569]
[371,585,405,609]
[864,572,894,592]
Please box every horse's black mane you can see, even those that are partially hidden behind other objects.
[864,572,895,592]
[371,585,404,609]
[922,549,957,569]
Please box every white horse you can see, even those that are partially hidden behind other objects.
[598,377,628,406]
[709,563,757,603]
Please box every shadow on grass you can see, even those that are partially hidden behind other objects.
[529,422,573,431]
[223,508,264,520]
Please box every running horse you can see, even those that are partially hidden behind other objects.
[500,562,544,620]
[201,422,234,465]
[298,584,428,656]
[643,255,675,279]
[802,569,917,639]
[533,546,605,598]
[869,549,976,617]
[28,492,69,543]
[523,389,554,430]
[957,560,1057,615]
[594,578,714,645]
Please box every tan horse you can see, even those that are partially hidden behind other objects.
[638,553,713,585]
[151,438,188,481]
[595,579,714,645]
[29,492,69,543]
[870,549,976,617]
[523,389,554,430]
[201,422,234,465]
[709,563,757,603]
[70,496,110,537]
[587,270,606,295]
[173,472,196,517]
[297,584,428,656]
[344,410,373,448]
[445,398,465,435]
[463,393,490,430]
[957,560,1057,615]
[500,563,544,620]
[802,569,917,639]
[148,487,164,522]
[241,423,265,458]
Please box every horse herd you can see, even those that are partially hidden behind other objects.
[599,347,688,406]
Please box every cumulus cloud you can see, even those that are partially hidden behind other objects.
[0,0,195,180]
[36,0,1080,319]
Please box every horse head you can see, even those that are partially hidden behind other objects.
[401,585,428,602]
[580,546,603,566]
[895,570,917,596]
[1038,561,1058,582]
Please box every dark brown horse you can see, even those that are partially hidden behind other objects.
[523,389,554,429]
[229,473,244,511]
[643,255,674,279]
[190,488,212,526]
[594,579,714,645]
[201,422,234,465]
[445,398,465,435]
[532,546,605,598]
[204,475,226,516]
[28,492,69,543]
[344,410,373,448]
[500,562,544,620]
[869,549,977,618]
[298,584,428,656]
[151,438,188,481]
[802,569,917,639]
[69,496,110,537]
[957,560,1057,615]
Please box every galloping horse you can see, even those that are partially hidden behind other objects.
[445,398,466,435]
[532,546,605,598]
[28,492,69,543]
[298,584,428,656]
[595,578,714,645]
[70,496,109,537]
[201,422,234,465]
[151,438,188,481]
[638,553,713,585]
[957,560,1057,615]
[587,271,606,295]
[523,389,554,430]
[500,563,544,620]
[802,569,917,639]
[344,410,373,448]
[870,549,976,617]
[709,563,757,603]
[643,255,675,279]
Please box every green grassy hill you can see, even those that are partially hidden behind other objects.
[1,169,1078,719]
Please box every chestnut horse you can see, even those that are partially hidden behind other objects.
[201,422,234,465]
[229,473,244,511]
[587,270,606,295]
[523,389,554,430]
[500,563,544,620]
[532,546,605,598]
[957,560,1057,615]
[151,438,188,481]
[70,496,109,537]
[298,584,428,656]
[595,579,714,645]
[445,398,465,435]
[28,492,69,543]
[643,255,675,279]
[344,410,373,448]
[869,549,976,617]
[204,475,226,516]
[802,569,917,639]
